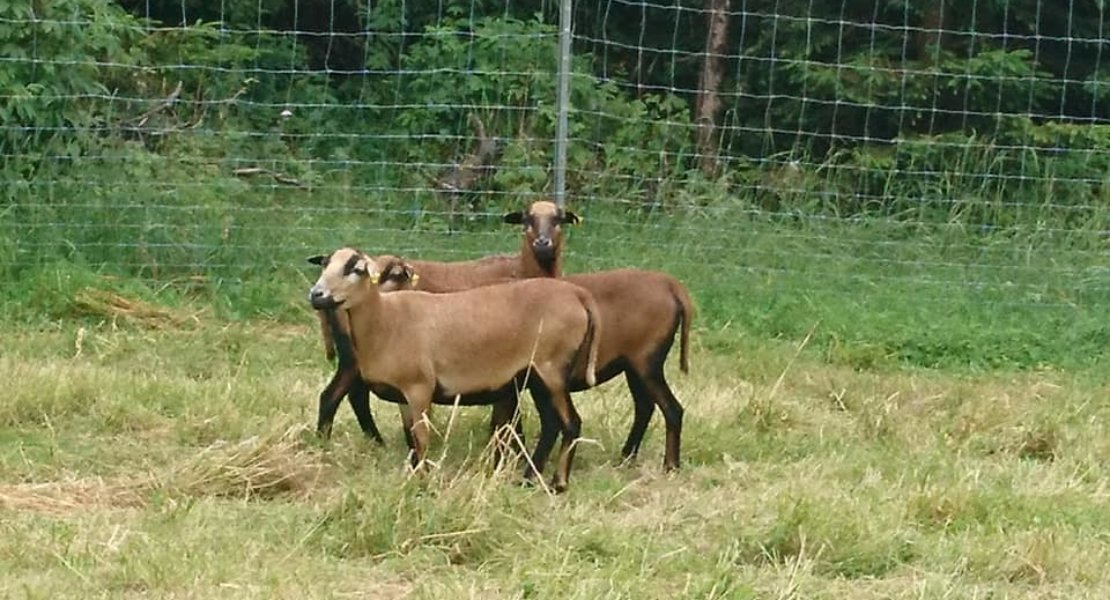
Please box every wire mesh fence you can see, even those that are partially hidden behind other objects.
[2,0,1109,368]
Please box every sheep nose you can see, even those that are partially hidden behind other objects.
[308,286,337,309]
[533,237,552,248]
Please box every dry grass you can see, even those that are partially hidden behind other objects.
[157,421,324,500]
[71,287,203,329]
[0,476,144,516]
[1,421,322,516]
[2,321,1110,599]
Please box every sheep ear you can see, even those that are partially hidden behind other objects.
[562,211,581,225]
[502,211,524,225]
[355,257,383,284]
[306,254,328,266]
[402,263,416,281]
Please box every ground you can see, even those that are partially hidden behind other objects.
[2,317,1109,599]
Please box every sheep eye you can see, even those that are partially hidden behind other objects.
[342,255,362,276]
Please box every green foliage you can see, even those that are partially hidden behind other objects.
[0,0,144,161]
[389,15,695,197]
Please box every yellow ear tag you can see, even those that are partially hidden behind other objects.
[368,272,380,285]
[411,273,420,287]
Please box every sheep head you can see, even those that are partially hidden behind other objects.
[307,247,379,310]
[502,200,579,272]
[373,255,420,292]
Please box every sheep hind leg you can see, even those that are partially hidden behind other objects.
[547,383,583,494]
[398,404,416,460]
[643,369,685,471]
[346,378,384,445]
[619,370,656,464]
[401,389,434,471]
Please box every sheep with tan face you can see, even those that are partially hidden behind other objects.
[502,200,693,471]
[502,200,580,277]
[311,252,522,462]
[308,247,600,492]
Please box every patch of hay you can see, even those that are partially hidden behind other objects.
[0,424,322,516]
[0,476,144,516]
[159,423,323,500]
[71,288,202,329]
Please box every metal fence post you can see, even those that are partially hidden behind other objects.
[553,0,573,209]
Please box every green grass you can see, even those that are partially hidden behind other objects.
[5,182,1110,372]
[3,318,1110,598]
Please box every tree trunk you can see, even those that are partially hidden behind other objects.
[695,0,730,176]
[916,0,945,66]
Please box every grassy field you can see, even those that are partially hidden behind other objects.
[3,309,1110,598]
[5,185,1110,598]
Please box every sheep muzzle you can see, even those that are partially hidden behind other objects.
[531,237,556,260]
[308,286,342,310]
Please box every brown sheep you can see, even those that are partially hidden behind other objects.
[502,200,693,470]
[310,253,522,461]
[308,247,601,492]
[317,253,519,361]
[319,241,693,471]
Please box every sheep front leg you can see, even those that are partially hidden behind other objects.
[489,393,523,469]
[346,378,385,444]
[522,383,561,484]
[317,366,360,439]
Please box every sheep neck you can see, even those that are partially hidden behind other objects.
[342,281,389,362]
[323,309,357,369]
[520,239,562,278]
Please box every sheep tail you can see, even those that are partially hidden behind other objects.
[577,290,601,387]
[671,280,695,374]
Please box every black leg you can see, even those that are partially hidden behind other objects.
[645,370,685,471]
[620,370,656,462]
[551,392,583,494]
[317,366,358,439]
[398,405,416,454]
[489,394,522,469]
[346,377,384,445]
[523,385,560,483]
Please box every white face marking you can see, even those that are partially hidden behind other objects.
[310,272,331,296]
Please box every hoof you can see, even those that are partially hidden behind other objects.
[617,454,638,468]
[550,478,568,494]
